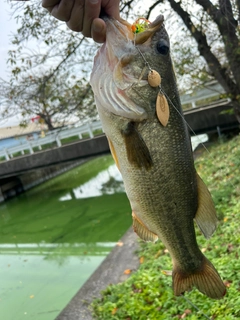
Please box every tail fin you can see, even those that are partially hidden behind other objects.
[172,256,226,299]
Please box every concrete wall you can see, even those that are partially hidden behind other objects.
[0,160,86,203]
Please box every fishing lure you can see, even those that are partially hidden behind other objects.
[131,18,150,34]
[133,19,170,127]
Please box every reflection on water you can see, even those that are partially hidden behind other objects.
[191,134,208,150]
[0,155,131,320]
[59,164,124,201]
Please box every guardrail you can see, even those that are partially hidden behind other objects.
[0,120,103,161]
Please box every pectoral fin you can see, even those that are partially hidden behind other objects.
[121,121,153,170]
[194,173,218,239]
[132,211,158,242]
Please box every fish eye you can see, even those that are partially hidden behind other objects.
[156,39,169,55]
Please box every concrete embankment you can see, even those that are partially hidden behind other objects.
[56,228,139,320]
[0,160,87,202]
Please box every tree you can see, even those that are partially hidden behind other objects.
[0,73,94,130]
[1,1,97,130]
[145,0,240,120]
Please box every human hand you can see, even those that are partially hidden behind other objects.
[42,0,120,43]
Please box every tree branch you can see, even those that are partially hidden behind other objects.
[168,0,237,94]
[195,0,240,89]
[146,0,163,19]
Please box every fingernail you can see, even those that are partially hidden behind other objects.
[90,0,99,4]
[93,22,103,32]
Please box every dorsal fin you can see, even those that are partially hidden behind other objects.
[194,173,218,239]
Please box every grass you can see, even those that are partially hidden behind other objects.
[91,135,240,320]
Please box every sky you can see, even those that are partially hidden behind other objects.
[0,0,21,127]
[0,1,19,81]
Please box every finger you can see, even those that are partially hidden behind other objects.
[49,0,75,22]
[91,18,106,43]
[102,0,120,19]
[82,0,101,38]
[66,0,85,32]
[42,0,60,8]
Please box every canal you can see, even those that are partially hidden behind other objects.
[0,155,132,320]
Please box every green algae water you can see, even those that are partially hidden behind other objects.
[0,155,131,320]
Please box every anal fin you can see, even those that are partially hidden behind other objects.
[132,211,158,242]
[194,173,218,239]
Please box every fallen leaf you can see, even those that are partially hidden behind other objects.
[181,309,191,319]
[139,256,144,264]
[227,244,234,253]
[111,307,118,315]
[161,270,172,276]
[29,295,34,299]
[116,241,124,247]
[184,309,191,315]
[223,280,232,288]
[124,269,131,275]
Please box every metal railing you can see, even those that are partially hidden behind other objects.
[0,120,103,161]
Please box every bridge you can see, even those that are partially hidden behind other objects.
[0,95,238,201]
[0,134,109,179]
[0,121,110,201]
[0,100,238,177]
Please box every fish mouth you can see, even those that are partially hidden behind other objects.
[106,15,164,45]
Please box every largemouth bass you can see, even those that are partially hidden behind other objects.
[90,15,226,299]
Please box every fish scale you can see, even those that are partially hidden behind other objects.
[90,15,226,299]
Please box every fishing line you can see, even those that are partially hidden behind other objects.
[162,85,237,191]
[135,41,238,193]
[135,46,152,72]
[181,295,212,320]
[159,86,211,155]
[132,32,235,313]
[134,43,211,154]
